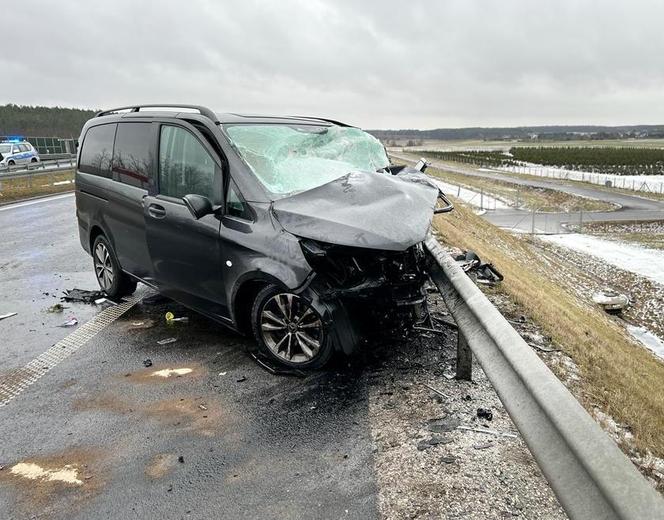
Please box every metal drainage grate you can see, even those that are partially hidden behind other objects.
[0,296,140,407]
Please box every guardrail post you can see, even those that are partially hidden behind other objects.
[456,331,472,380]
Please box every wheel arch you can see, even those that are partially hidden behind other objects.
[230,272,288,335]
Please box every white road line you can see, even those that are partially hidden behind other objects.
[0,295,140,407]
[0,192,74,212]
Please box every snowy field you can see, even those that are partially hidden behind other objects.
[487,164,664,195]
[540,233,664,286]
[626,325,664,360]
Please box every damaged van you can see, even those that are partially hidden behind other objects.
[75,105,452,368]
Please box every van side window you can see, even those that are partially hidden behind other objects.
[227,180,251,220]
[79,124,116,178]
[113,123,154,189]
[159,125,216,200]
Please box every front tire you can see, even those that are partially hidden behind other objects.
[92,235,137,299]
[251,285,333,369]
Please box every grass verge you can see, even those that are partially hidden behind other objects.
[0,169,75,204]
[432,201,664,459]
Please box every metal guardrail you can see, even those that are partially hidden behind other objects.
[424,235,664,520]
[0,157,76,179]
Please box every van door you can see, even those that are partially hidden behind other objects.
[105,122,156,280]
[143,123,228,317]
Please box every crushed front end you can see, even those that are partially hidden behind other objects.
[300,239,430,341]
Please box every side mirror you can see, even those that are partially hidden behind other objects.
[183,194,216,220]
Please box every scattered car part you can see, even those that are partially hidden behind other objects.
[156,337,177,345]
[592,289,629,313]
[0,312,17,321]
[62,288,106,304]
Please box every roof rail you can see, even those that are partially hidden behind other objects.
[95,104,218,122]
[289,115,352,127]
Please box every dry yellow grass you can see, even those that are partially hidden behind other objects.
[433,202,664,458]
[0,169,74,203]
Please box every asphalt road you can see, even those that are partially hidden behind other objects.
[392,152,664,233]
[0,194,378,520]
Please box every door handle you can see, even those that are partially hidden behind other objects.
[148,203,166,219]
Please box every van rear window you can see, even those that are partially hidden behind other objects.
[79,124,116,178]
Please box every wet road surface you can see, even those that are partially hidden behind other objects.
[0,194,378,519]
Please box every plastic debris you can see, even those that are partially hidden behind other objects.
[477,408,493,421]
[457,425,518,438]
[0,312,18,321]
[95,298,116,306]
[62,288,105,304]
[178,456,184,464]
[218,372,227,376]
[592,289,629,313]
[198,404,208,411]
[236,375,247,383]
[157,337,177,345]
[59,316,78,327]
[423,383,450,400]
[165,312,189,324]
[143,359,153,367]
[452,250,504,285]
[46,303,66,313]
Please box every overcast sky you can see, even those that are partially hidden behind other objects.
[3,0,664,129]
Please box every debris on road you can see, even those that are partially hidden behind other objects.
[247,349,306,377]
[143,359,153,368]
[477,408,493,421]
[236,375,247,383]
[94,297,116,306]
[422,382,450,400]
[62,288,105,304]
[178,456,184,464]
[427,417,460,433]
[0,312,17,321]
[156,337,177,346]
[165,311,189,324]
[59,316,78,327]
[592,289,629,313]
[457,425,518,438]
[452,249,504,285]
[473,442,494,450]
[46,303,66,313]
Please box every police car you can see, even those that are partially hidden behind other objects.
[0,140,40,169]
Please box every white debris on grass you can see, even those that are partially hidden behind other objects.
[540,233,664,286]
[626,325,664,360]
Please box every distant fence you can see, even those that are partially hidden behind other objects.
[0,136,77,155]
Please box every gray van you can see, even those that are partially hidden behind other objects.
[75,104,451,368]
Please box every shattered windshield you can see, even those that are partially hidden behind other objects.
[224,124,389,198]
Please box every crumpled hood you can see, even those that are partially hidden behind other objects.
[272,171,439,251]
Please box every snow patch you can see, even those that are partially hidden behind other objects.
[626,325,664,360]
[540,234,664,286]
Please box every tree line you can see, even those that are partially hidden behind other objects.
[0,104,97,138]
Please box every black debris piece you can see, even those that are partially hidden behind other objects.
[178,456,184,464]
[477,408,493,421]
[453,250,504,285]
[440,456,456,464]
[62,288,105,304]
[427,435,453,446]
[236,376,247,383]
[247,349,307,378]
[143,359,153,368]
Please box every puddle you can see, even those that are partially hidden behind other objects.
[151,368,193,378]
[10,462,82,485]
[626,325,664,360]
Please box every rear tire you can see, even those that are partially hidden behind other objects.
[92,235,137,299]
[251,284,334,369]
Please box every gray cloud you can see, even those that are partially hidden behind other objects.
[2,0,664,128]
